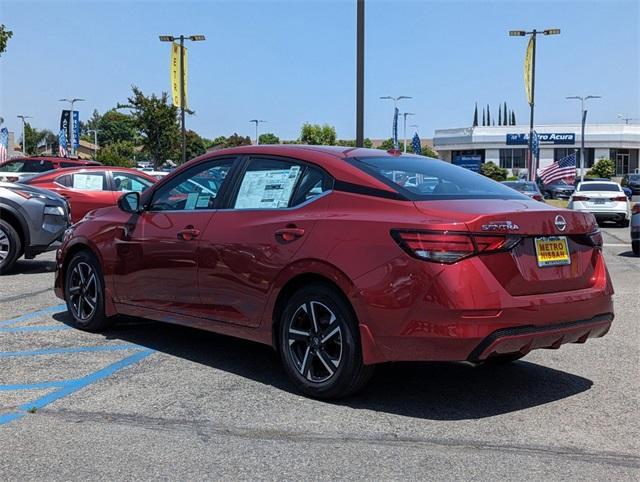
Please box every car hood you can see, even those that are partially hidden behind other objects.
[0,181,67,203]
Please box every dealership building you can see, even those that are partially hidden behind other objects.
[433,124,640,177]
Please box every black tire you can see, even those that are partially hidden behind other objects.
[64,250,113,331]
[633,240,640,257]
[0,219,22,275]
[278,284,374,399]
[484,353,526,364]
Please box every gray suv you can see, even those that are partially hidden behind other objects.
[0,182,70,274]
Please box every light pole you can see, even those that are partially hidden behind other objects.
[566,95,601,183]
[159,34,206,164]
[58,99,85,157]
[617,114,638,125]
[509,28,560,180]
[380,96,411,149]
[356,0,365,147]
[249,119,266,145]
[400,112,415,153]
[17,115,32,155]
[87,129,100,159]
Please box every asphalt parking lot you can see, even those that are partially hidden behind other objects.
[0,225,638,480]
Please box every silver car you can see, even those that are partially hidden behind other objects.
[632,203,639,256]
[0,182,70,274]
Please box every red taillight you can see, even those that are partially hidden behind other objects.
[587,229,603,248]
[391,230,521,264]
[612,196,627,202]
[532,194,543,201]
[572,195,589,201]
[632,203,640,215]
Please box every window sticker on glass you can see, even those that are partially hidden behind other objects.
[196,195,211,208]
[185,192,200,210]
[235,166,301,209]
[73,174,103,190]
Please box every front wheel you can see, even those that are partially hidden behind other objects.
[64,250,114,331]
[278,284,374,399]
[0,220,22,275]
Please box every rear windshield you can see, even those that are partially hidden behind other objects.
[578,183,621,192]
[350,156,528,200]
[502,181,538,192]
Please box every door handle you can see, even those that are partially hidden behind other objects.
[177,226,201,241]
[275,227,305,242]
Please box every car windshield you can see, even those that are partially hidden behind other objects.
[578,183,621,192]
[502,181,538,192]
[0,160,54,173]
[351,156,528,200]
[628,174,640,181]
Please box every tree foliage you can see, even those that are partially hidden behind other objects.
[480,161,508,181]
[185,130,207,160]
[0,24,12,57]
[206,133,252,150]
[22,122,45,155]
[258,132,280,144]
[335,138,373,148]
[96,140,136,167]
[300,123,336,145]
[587,158,615,179]
[87,109,139,147]
[118,86,180,167]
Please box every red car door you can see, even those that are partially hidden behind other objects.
[53,170,116,223]
[196,156,332,327]
[113,158,236,316]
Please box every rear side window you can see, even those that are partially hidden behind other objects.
[351,156,528,200]
[234,158,303,209]
[71,172,107,191]
[578,183,621,192]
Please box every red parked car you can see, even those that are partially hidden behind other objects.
[54,146,614,398]
[0,156,101,183]
[25,166,157,223]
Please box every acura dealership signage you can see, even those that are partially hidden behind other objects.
[506,133,575,145]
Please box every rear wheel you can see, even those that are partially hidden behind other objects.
[633,240,640,257]
[64,250,114,331]
[0,220,21,275]
[278,284,374,399]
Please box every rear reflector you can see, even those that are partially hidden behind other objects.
[391,230,521,264]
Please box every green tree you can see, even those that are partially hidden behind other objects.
[300,123,336,145]
[118,86,180,167]
[335,138,373,148]
[90,109,139,147]
[480,161,508,181]
[185,130,207,160]
[587,158,615,179]
[258,132,280,144]
[224,133,252,148]
[0,24,12,57]
[96,140,136,167]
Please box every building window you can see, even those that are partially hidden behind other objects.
[499,149,526,169]
[554,148,593,167]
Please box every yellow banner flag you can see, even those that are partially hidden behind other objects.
[170,43,188,108]
[524,37,533,105]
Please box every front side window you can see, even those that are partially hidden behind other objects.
[150,159,233,211]
[234,158,304,209]
[71,172,107,191]
[112,171,154,193]
[351,156,529,200]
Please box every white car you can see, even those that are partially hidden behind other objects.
[568,181,630,227]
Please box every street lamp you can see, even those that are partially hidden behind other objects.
[58,98,85,157]
[566,95,601,183]
[159,34,206,164]
[86,129,100,159]
[249,119,266,145]
[16,115,33,155]
[617,114,638,125]
[399,112,415,153]
[509,28,560,180]
[380,95,412,149]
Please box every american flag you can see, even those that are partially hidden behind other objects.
[0,128,8,164]
[539,152,576,185]
[58,128,68,157]
[411,132,422,155]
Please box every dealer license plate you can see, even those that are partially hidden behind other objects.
[534,236,571,267]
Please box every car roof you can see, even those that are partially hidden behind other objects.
[579,180,619,184]
[0,156,100,165]
[25,165,157,183]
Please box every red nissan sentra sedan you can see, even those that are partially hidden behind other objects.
[54,146,614,398]
[25,166,157,223]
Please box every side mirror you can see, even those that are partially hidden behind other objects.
[118,191,141,214]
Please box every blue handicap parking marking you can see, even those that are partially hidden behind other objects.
[0,305,155,426]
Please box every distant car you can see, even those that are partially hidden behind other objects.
[568,181,630,227]
[631,203,640,256]
[501,181,544,201]
[540,180,575,199]
[622,173,640,195]
[25,166,157,223]
[138,169,169,180]
[0,157,101,183]
[622,187,633,200]
[0,182,70,274]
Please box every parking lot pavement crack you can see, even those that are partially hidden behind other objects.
[0,287,54,304]
[39,408,640,469]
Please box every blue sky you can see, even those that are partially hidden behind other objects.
[1,0,638,141]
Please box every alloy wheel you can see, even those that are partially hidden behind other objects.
[68,261,98,321]
[0,227,9,262]
[287,301,343,383]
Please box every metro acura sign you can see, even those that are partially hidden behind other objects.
[506,133,575,145]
